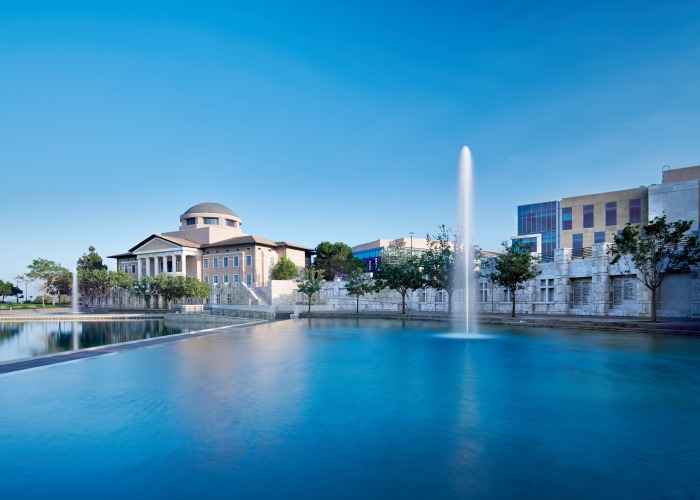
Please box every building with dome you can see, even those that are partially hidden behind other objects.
[109,202,312,287]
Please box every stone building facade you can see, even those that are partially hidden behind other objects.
[475,243,700,319]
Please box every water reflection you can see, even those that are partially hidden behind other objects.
[0,320,188,362]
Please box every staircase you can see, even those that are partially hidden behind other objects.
[253,286,272,305]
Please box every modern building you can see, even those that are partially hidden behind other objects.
[485,164,700,319]
[352,237,430,272]
[109,202,313,287]
[560,186,648,253]
[511,201,560,261]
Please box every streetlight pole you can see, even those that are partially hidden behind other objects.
[409,232,414,254]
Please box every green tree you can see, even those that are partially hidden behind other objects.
[490,241,541,318]
[132,276,156,309]
[50,269,73,301]
[313,241,364,280]
[344,270,374,313]
[79,268,111,306]
[17,259,70,307]
[271,256,299,280]
[609,215,700,322]
[374,243,425,314]
[77,247,111,306]
[152,275,186,310]
[422,225,464,314]
[184,276,210,303]
[296,268,325,314]
[77,246,108,271]
[0,280,11,302]
[109,270,134,308]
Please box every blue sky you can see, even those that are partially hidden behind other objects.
[2,1,700,287]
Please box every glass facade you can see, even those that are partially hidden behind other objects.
[517,201,559,258]
[594,231,606,244]
[353,247,383,272]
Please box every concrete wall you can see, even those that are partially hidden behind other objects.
[649,180,700,231]
[475,243,697,318]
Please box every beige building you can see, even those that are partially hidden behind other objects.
[560,187,648,250]
[109,202,312,287]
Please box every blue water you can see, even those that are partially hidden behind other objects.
[1,319,699,499]
[0,320,189,362]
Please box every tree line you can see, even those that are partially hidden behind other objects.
[14,246,209,309]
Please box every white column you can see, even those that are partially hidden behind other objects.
[137,258,142,279]
[172,254,177,276]
[182,254,187,278]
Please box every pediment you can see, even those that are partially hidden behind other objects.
[133,237,181,253]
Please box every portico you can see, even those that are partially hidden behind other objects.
[129,235,201,279]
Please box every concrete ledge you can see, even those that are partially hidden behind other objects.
[0,313,165,322]
[298,311,700,334]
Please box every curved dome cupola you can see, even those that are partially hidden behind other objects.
[179,202,242,230]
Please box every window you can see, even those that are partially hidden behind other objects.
[572,279,592,306]
[141,262,146,274]
[233,256,239,267]
[594,232,606,244]
[606,202,617,226]
[215,294,220,305]
[234,274,239,283]
[186,218,196,225]
[223,257,229,268]
[418,291,427,303]
[213,275,219,284]
[227,293,232,304]
[270,257,275,267]
[213,258,219,269]
[562,207,572,230]
[204,276,209,284]
[226,219,234,227]
[502,289,512,303]
[629,199,641,224]
[613,277,636,306]
[131,264,136,273]
[539,278,554,302]
[572,234,583,249]
[583,205,594,228]
[204,217,219,225]
[478,283,488,303]
[246,274,252,286]
[436,291,446,303]
[203,259,209,269]
[223,274,229,284]
[246,255,252,266]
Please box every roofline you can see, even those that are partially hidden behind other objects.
[128,234,201,253]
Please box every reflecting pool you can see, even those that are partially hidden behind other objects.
[0,320,190,362]
[1,319,699,498]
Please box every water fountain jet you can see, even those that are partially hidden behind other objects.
[458,146,474,333]
[71,267,80,314]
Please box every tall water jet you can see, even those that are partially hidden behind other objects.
[458,146,474,332]
[72,267,79,314]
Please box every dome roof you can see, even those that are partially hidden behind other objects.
[181,202,239,218]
